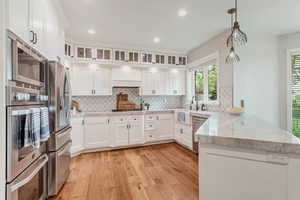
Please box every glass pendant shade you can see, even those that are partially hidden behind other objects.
[227,22,247,47]
[226,47,240,64]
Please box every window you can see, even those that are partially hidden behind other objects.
[291,55,300,138]
[194,64,218,104]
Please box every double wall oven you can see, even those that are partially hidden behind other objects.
[6,32,49,200]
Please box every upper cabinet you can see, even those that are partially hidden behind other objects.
[8,0,65,61]
[155,54,166,65]
[141,52,154,64]
[95,48,112,63]
[68,43,187,67]
[65,43,73,58]
[70,65,112,96]
[128,51,140,64]
[114,49,127,63]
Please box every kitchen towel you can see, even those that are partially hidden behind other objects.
[30,107,41,148]
[40,107,50,142]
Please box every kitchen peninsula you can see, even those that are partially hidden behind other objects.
[196,112,300,200]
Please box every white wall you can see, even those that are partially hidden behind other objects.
[0,0,6,198]
[278,33,300,130]
[234,32,280,126]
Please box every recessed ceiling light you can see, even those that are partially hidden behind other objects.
[153,37,160,43]
[178,9,187,17]
[88,29,96,34]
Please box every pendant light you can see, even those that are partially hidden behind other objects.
[226,9,240,64]
[226,46,240,64]
[226,0,247,47]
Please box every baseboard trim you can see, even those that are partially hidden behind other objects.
[71,139,192,157]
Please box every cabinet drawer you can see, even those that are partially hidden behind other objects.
[145,115,155,121]
[144,122,156,131]
[145,131,157,142]
[112,116,127,123]
[85,116,108,124]
[157,114,173,120]
[128,115,142,122]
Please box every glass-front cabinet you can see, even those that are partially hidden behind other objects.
[64,43,73,57]
[128,51,139,63]
[141,52,154,64]
[167,55,176,65]
[155,54,166,65]
[114,49,127,62]
[178,56,187,66]
[95,48,112,63]
[75,46,93,60]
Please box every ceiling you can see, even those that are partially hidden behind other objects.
[59,0,300,53]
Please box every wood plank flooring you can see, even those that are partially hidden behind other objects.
[50,143,198,200]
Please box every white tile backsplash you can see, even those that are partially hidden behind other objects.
[72,88,184,112]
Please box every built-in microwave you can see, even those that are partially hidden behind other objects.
[7,32,47,88]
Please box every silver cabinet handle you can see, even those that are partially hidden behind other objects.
[10,154,48,192]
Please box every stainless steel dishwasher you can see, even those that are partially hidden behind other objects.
[192,116,207,153]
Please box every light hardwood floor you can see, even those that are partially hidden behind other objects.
[50,143,199,200]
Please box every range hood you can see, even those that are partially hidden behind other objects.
[112,67,142,87]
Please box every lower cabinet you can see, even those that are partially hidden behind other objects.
[175,124,193,149]
[70,112,194,155]
[112,115,144,147]
[144,114,174,142]
[70,117,84,155]
[84,116,111,149]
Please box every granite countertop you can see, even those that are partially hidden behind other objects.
[196,112,300,154]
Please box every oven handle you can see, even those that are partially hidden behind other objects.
[9,154,48,192]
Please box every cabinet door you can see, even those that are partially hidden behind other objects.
[29,0,46,52]
[8,0,30,43]
[114,49,127,62]
[76,46,93,60]
[113,123,129,147]
[129,122,144,145]
[142,71,156,95]
[167,70,186,95]
[128,51,139,63]
[71,66,94,96]
[84,117,110,149]
[93,67,112,95]
[157,114,174,140]
[71,118,84,154]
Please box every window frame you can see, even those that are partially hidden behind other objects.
[188,52,220,105]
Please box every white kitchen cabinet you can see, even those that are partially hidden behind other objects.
[167,55,177,65]
[154,54,166,65]
[7,0,30,44]
[113,49,127,63]
[129,121,144,145]
[113,123,129,147]
[112,116,144,147]
[84,117,111,149]
[128,51,140,63]
[70,117,84,155]
[175,124,192,149]
[75,46,94,60]
[144,114,174,142]
[71,65,112,96]
[71,66,94,96]
[29,0,46,52]
[177,56,187,66]
[94,67,112,95]
[156,114,174,140]
[141,52,154,64]
[167,69,186,95]
[95,48,112,63]
[142,69,167,95]
[8,0,64,60]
